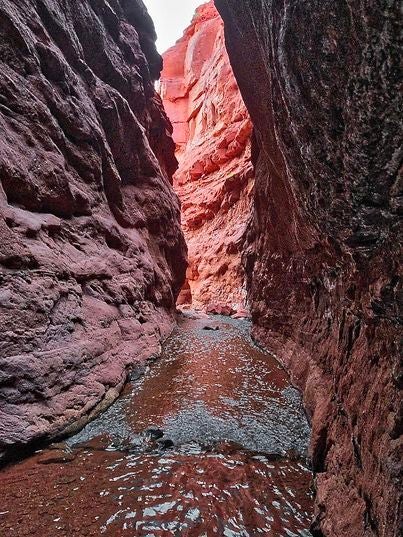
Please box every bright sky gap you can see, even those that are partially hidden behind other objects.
[143,0,203,53]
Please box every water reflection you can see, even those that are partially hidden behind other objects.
[0,314,313,536]
[71,316,310,456]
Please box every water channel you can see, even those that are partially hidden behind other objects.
[0,313,313,536]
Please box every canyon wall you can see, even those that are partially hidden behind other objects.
[215,1,402,536]
[160,2,253,313]
[0,0,186,458]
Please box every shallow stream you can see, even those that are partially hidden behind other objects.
[0,313,313,536]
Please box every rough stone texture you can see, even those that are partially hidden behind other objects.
[0,0,186,456]
[215,1,402,536]
[160,2,253,313]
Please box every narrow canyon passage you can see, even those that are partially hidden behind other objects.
[0,4,315,536]
[0,314,313,536]
[0,0,400,536]
[159,2,253,314]
[0,3,316,535]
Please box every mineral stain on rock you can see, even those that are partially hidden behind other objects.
[215,0,402,535]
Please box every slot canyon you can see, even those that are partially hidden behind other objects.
[0,1,401,537]
[160,3,253,314]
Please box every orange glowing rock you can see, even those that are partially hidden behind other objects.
[161,1,253,314]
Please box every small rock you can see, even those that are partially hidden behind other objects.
[129,364,146,382]
[145,427,164,440]
[264,452,283,462]
[206,304,236,316]
[202,325,220,331]
[232,309,250,319]
[56,476,77,485]
[285,448,303,461]
[157,438,174,449]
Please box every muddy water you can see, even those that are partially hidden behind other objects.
[0,314,313,536]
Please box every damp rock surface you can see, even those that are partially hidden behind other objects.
[0,0,186,454]
[215,1,402,535]
[0,315,313,536]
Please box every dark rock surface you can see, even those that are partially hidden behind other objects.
[0,0,186,456]
[215,1,402,535]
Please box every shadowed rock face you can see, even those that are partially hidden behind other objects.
[0,0,186,456]
[215,1,402,535]
[160,2,253,313]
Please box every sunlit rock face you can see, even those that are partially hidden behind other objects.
[160,1,253,314]
[215,1,402,535]
[0,0,186,456]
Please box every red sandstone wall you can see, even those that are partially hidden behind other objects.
[215,1,402,535]
[160,2,253,314]
[0,0,186,457]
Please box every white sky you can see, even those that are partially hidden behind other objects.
[143,0,204,53]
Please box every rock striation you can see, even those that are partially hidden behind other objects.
[0,0,186,457]
[215,1,402,535]
[160,2,253,313]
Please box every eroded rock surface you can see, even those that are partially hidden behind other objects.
[0,0,186,456]
[160,2,253,313]
[215,1,402,535]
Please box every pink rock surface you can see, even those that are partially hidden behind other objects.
[0,0,186,456]
[160,2,253,312]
